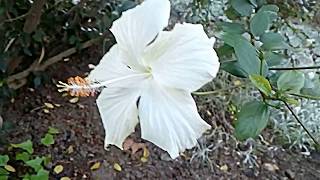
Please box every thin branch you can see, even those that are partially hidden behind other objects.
[6,37,103,89]
[269,66,320,71]
[4,13,28,23]
[283,101,319,146]
[192,85,244,95]
[290,93,320,100]
[4,38,16,52]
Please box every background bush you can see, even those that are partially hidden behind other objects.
[0,0,139,104]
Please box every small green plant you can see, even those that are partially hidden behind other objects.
[0,127,59,180]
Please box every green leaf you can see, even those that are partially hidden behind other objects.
[23,174,31,180]
[259,4,279,21]
[250,5,279,37]
[283,97,299,106]
[0,168,9,175]
[222,33,268,77]
[216,44,234,58]
[41,134,54,147]
[249,74,272,96]
[30,169,49,180]
[235,101,270,140]
[0,167,9,180]
[0,176,8,180]
[225,7,240,20]
[264,52,284,66]
[248,0,258,7]
[11,140,34,154]
[261,32,288,50]
[301,74,320,98]
[221,61,247,78]
[256,0,267,7]
[259,4,279,13]
[250,11,270,37]
[26,157,43,172]
[230,0,254,16]
[277,71,305,93]
[42,155,52,166]
[0,155,9,166]
[48,127,59,134]
[218,22,245,34]
[16,152,30,162]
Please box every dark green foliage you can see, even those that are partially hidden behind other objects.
[0,0,127,100]
[235,100,270,140]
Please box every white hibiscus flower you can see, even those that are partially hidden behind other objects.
[58,0,220,158]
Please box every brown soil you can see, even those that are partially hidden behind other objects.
[1,45,320,179]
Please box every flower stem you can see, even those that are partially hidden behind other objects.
[269,66,320,71]
[282,100,319,146]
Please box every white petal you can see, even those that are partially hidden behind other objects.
[144,23,220,92]
[111,0,170,67]
[138,82,211,158]
[88,44,148,88]
[97,87,141,149]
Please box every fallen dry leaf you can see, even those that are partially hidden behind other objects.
[60,177,71,180]
[113,163,122,172]
[54,165,64,174]
[123,138,146,155]
[90,162,101,171]
[143,147,150,158]
[44,102,54,109]
[220,164,228,172]
[66,145,74,154]
[69,97,79,103]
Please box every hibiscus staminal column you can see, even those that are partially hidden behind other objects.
[58,0,220,159]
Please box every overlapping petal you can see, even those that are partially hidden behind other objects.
[88,44,148,88]
[138,82,211,158]
[97,87,141,149]
[144,23,220,92]
[111,0,170,69]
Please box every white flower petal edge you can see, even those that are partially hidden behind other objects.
[88,45,133,82]
[96,87,141,149]
[144,23,220,92]
[111,0,170,69]
[139,81,211,158]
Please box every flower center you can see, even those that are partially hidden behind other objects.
[146,66,152,74]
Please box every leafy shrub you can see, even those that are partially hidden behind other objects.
[0,0,138,100]
[213,0,320,147]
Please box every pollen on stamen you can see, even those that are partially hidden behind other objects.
[57,76,98,97]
